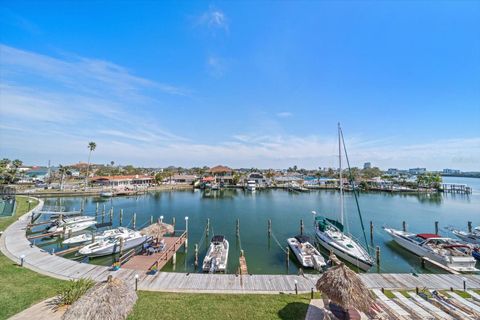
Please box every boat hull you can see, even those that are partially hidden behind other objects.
[80,236,147,257]
[315,231,373,271]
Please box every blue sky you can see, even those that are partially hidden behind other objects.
[0,1,479,170]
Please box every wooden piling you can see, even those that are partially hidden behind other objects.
[300,219,304,235]
[133,213,137,230]
[286,246,290,267]
[172,217,175,228]
[402,221,406,232]
[268,219,272,237]
[370,221,374,243]
[95,202,99,216]
[375,246,380,266]
[194,244,199,268]
[206,218,210,237]
[119,237,124,254]
[109,207,113,223]
[236,219,240,237]
[150,216,153,225]
[172,252,176,265]
[435,221,439,235]
[119,209,123,226]
[468,221,472,233]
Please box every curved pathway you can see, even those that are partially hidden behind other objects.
[2,198,480,293]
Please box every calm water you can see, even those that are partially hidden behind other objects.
[35,176,480,274]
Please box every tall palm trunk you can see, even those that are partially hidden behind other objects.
[85,150,92,190]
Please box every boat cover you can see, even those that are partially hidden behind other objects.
[315,216,344,232]
[294,235,311,243]
[211,235,225,243]
[417,233,439,239]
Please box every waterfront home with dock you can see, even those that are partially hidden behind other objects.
[208,165,235,185]
[91,175,154,187]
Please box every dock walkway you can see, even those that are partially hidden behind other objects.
[4,199,480,294]
[123,233,186,271]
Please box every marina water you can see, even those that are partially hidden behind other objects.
[39,176,480,275]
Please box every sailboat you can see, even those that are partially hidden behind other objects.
[314,123,374,271]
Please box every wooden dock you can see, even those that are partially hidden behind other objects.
[6,198,480,294]
[122,232,187,271]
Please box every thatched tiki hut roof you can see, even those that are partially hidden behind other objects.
[140,221,174,239]
[316,254,374,313]
[62,276,137,320]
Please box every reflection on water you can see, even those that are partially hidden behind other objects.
[35,178,480,275]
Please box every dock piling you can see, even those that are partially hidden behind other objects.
[109,207,113,223]
[268,219,272,237]
[402,221,406,232]
[133,213,137,230]
[194,244,198,268]
[370,221,374,243]
[119,237,124,254]
[375,246,380,266]
[172,217,175,228]
[468,221,472,233]
[236,219,240,237]
[206,218,210,237]
[286,246,290,268]
[150,216,153,225]
[95,202,99,216]
[435,221,439,234]
[300,219,304,235]
[119,209,123,226]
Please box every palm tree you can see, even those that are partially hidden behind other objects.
[85,142,97,190]
[58,165,71,190]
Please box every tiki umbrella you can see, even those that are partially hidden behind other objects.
[62,276,137,320]
[316,254,374,314]
[140,222,174,239]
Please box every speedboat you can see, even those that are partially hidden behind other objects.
[62,227,130,245]
[100,191,113,197]
[384,228,479,272]
[287,235,326,270]
[316,217,374,271]
[79,229,148,257]
[452,227,480,245]
[202,235,229,273]
[46,216,96,233]
[246,180,256,192]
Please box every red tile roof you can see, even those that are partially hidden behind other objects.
[208,165,232,173]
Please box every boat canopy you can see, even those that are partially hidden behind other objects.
[295,235,311,243]
[211,235,225,243]
[315,216,344,232]
[417,233,439,239]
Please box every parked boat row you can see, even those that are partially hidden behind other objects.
[46,215,96,233]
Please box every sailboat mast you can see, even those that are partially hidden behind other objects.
[338,123,344,225]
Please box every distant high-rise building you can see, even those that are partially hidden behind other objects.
[443,168,461,175]
[409,168,426,175]
[387,168,399,175]
[363,162,371,169]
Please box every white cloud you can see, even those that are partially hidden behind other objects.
[206,55,227,77]
[198,7,228,31]
[276,112,292,118]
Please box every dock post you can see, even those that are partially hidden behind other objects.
[184,216,189,251]
[421,257,425,269]
[172,217,175,228]
[311,288,314,299]
[150,216,153,225]
[110,207,113,223]
[68,229,72,239]
[194,244,198,268]
[173,252,176,266]
[133,213,136,230]
[370,221,374,243]
[286,246,290,268]
[206,218,210,237]
[375,246,380,266]
[402,221,406,232]
[119,209,123,226]
[268,219,272,237]
[300,219,304,235]
[435,221,439,234]
[236,219,240,237]
[468,221,472,233]
[119,237,124,254]
[95,202,99,216]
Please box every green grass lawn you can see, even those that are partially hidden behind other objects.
[0,196,64,320]
[129,292,313,320]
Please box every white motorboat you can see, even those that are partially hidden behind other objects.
[79,229,148,257]
[246,180,256,192]
[202,235,229,273]
[314,124,374,271]
[62,227,130,245]
[384,228,479,272]
[287,235,326,270]
[452,227,480,245]
[46,215,96,233]
[100,191,113,197]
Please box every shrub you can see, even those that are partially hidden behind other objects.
[57,278,95,306]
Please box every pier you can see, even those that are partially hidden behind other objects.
[441,183,472,194]
[122,231,187,271]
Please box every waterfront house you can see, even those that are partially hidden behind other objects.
[208,165,235,185]
[90,175,153,187]
[247,172,269,186]
[170,174,197,185]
